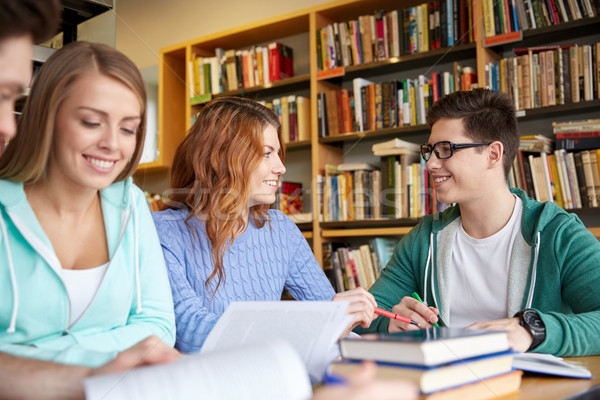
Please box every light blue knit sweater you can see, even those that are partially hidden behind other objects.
[152,208,335,353]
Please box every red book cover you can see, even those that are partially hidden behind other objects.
[335,90,346,134]
[279,181,303,214]
[268,42,294,81]
[431,71,439,103]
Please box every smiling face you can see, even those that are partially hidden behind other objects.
[247,124,286,208]
[426,118,491,205]
[49,73,141,192]
[0,34,33,153]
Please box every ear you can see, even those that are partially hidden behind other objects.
[487,141,504,169]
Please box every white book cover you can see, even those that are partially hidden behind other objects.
[352,77,374,132]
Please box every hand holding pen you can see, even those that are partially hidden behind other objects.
[383,293,442,333]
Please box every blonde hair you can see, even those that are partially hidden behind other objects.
[166,96,283,294]
[0,41,147,182]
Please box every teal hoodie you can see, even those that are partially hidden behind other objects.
[0,177,175,367]
[356,188,600,356]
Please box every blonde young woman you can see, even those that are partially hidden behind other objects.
[0,41,176,368]
[153,97,378,353]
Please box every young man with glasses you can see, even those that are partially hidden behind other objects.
[355,88,600,357]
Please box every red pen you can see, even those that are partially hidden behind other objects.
[374,307,420,326]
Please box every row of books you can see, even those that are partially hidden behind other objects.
[483,0,599,39]
[322,238,397,293]
[317,63,476,136]
[317,0,475,72]
[261,95,311,143]
[485,43,600,111]
[187,42,293,102]
[320,164,382,222]
[318,141,450,223]
[511,148,600,209]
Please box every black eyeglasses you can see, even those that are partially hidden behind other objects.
[420,141,492,161]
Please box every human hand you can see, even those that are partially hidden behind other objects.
[332,288,377,335]
[468,317,533,352]
[312,361,418,400]
[92,336,180,376]
[388,296,439,333]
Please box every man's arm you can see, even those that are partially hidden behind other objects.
[0,336,179,400]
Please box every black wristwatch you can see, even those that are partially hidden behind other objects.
[514,309,546,351]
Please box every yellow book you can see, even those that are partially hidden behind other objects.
[281,96,290,144]
[549,154,565,209]
[296,96,311,142]
[420,3,429,53]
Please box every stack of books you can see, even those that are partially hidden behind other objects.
[331,328,521,399]
[554,118,600,152]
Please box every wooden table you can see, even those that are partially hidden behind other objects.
[504,356,600,399]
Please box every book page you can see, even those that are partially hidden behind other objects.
[201,301,352,383]
[84,338,312,400]
[513,352,593,378]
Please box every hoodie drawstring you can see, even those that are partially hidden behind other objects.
[423,233,433,306]
[130,188,142,314]
[525,231,541,308]
[1,215,18,333]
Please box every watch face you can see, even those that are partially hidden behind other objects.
[523,310,545,330]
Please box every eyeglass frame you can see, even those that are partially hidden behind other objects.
[420,141,492,161]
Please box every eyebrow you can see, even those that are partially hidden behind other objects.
[264,145,280,152]
[0,82,26,95]
[78,106,141,121]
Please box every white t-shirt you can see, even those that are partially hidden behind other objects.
[447,195,523,327]
[61,263,109,326]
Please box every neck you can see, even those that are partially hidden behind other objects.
[459,186,516,239]
[25,178,100,216]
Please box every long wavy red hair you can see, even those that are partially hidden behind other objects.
[166,97,284,294]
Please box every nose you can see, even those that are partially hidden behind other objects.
[0,104,18,145]
[274,154,286,175]
[426,152,441,170]
[98,125,119,151]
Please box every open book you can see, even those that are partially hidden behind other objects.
[84,301,352,399]
[85,339,312,400]
[201,301,352,383]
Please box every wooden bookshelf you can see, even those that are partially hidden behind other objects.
[157,0,600,267]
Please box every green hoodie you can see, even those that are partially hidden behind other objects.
[356,188,600,357]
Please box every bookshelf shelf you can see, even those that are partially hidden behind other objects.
[322,226,413,237]
[158,0,600,268]
[516,99,600,121]
[321,218,419,230]
[213,73,311,98]
[340,43,478,79]
[319,124,429,144]
[286,139,311,151]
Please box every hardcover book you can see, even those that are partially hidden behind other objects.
[329,350,515,394]
[339,328,510,367]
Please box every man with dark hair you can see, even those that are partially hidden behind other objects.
[0,0,61,153]
[0,2,180,399]
[356,88,600,357]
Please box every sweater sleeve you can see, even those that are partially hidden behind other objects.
[533,217,600,357]
[153,213,221,354]
[279,213,335,301]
